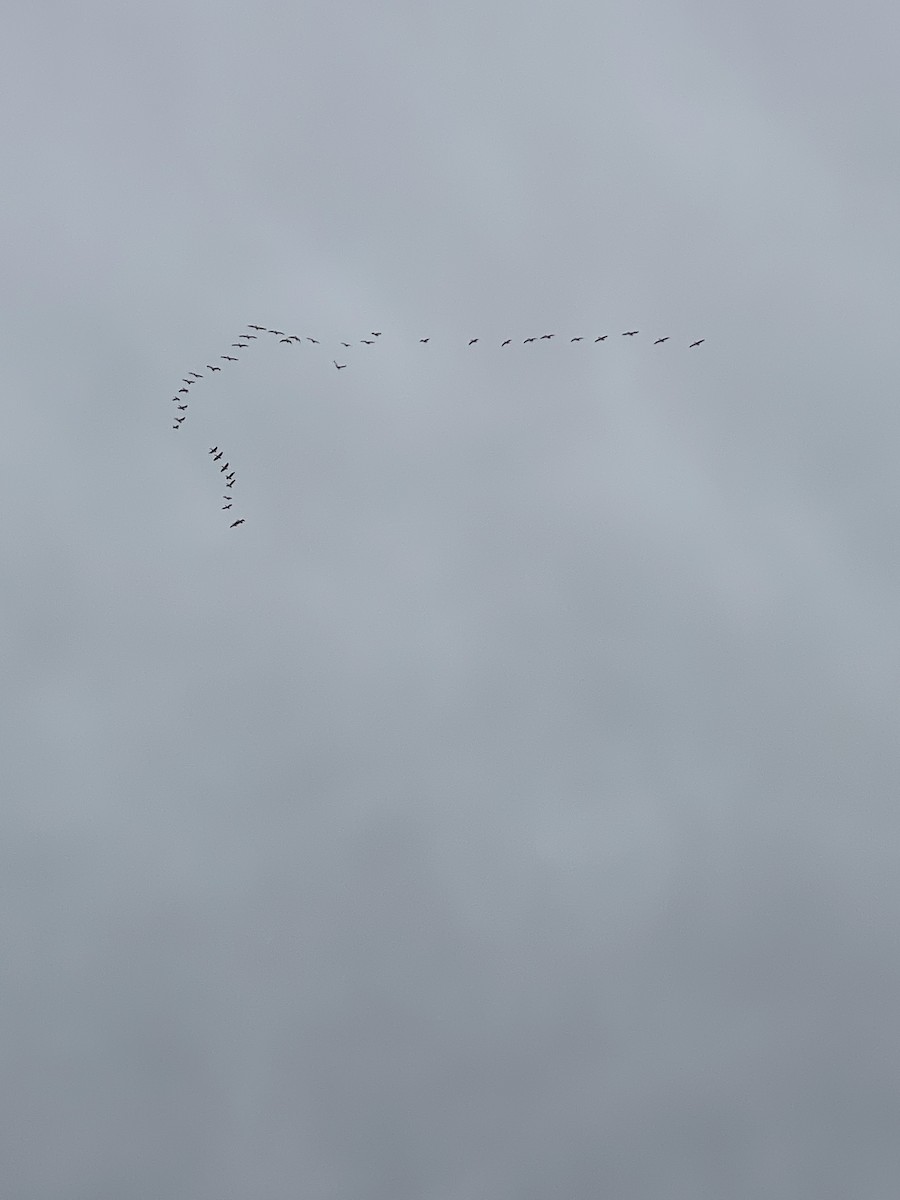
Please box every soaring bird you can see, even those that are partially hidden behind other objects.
[177,404,188,411]
[174,415,185,424]
[213,452,223,461]
[501,339,511,346]
[220,463,230,472]
[243,334,258,339]
[307,337,320,344]
[189,372,203,379]
[225,480,234,488]
[206,364,222,371]
[182,379,194,385]
[468,338,479,345]
[334,360,347,369]
[221,355,237,361]
[269,330,284,336]
[594,335,608,342]
[360,339,374,345]
[689,339,705,348]
[341,342,351,348]
[622,330,639,336]
[654,337,670,344]
[371,331,382,337]
[248,324,266,331]
[524,337,536,343]
[571,336,584,342]
[222,504,232,510]
[280,338,292,343]
[209,447,219,455]
[419,338,430,343]
[226,473,236,482]
[230,519,245,528]
[540,333,555,340]
[232,344,246,349]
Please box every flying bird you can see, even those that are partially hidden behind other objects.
[268,330,284,336]
[622,330,639,336]
[689,339,705,348]
[248,324,266,331]
[220,463,229,472]
[221,355,237,361]
[501,339,511,346]
[177,404,188,411]
[360,339,375,345]
[174,415,185,424]
[280,338,292,343]
[226,480,234,488]
[222,504,232,510]
[341,342,351,348]
[524,337,536,343]
[334,360,347,369]
[468,338,479,345]
[189,372,203,379]
[231,344,247,349]
[571,336,584,342]
[230,519,245,528]
[594,335,608,342]
[213,452,223,461]
[178,388,189,394]
[540,333,555,340]
[654,337,670,344]
[181,379,195,385]
[206,364,222,371]
[371,332,382,337]
[243,334,258,339]
[419,338,430,343]
[307,337,319,344]
[209,447,219,454]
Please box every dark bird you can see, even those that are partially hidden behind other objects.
[571,336,584,342]
[268,330,284,336]
[501,339,511,346]
[419,338,430,343]
[206,364,222,371]
[594,335,608,342]
[209,447,219,454]
[174,415,186,424]
[172,423,180,430]
[178,388,189,394]
[230,519,245,528]
[654,337,670,344]
[334,361,347,369]
[243,334,258,339]
[248,324,266,330]
[371,332,382,337]
[222,504,232,510]
[226,480,234,488]
[221,355,237,361]
[213,452,223,461]
[232,344,247,348]
[177,404,188,411]
[189,372,203,379]
[182,379,195,385]
[220,463,229,472]
[689,339,705,348]
[524,337,536,343]
[307,337,319,344]
[622,330,639,336]
[225,471,236,480]
[360,339,375,345]
[280,337,292,343]
[341,342,351,348]
[540,333,555,339]
[468,338,479,345]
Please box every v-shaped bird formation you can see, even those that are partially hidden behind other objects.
[169,323,706,529]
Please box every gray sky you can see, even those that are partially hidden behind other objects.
[4,2,900,1196]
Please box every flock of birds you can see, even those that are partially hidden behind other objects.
[170,324,706,529]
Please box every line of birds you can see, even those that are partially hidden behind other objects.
[169,322,706,530]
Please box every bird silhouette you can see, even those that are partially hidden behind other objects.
[524,337,536,343]
[361,339,374,345]
[594,335,608,342]
[622,330,639,336]
[213,452,223,461]
[571,336,583,342]
[248,324,266,331]
[307,337,319,344]
[501,339,511,346]
[279,338,292,343]
[225,480,234,488]
[221,355,237,361]
[182,379,195,385]
[177,404,188,411]
[334,360,347,369]
[231,344,246,349]
[174,415,185,424]
[222,504,232,510]
[177,388,188,394]
[371,331,382,337]
[220,463,229,472]
[341,342,351,348]
[468,338,479,345]
[540,333,555,339]
[189,372,203,379]
[654,337,670,344]
[689,339,705,348]
[230,519,245,528]
[206,364,222,371]
[243,334,258,339]
[268,330,284,337]
[419,338,430,343]
[209,447,219,455]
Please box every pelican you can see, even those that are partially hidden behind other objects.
[540,333,555,340]
[594,335,608,342]
[230,518,245,528]
[206,364,222,371]
[524,337,536,343]
[248,324,266,331]
[221,355,237,361]
[571,336,584,342]
[622,330,639,336]
[654,337,670,344]
[689,339,705,348]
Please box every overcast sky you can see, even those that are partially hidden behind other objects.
[4,2,900,1196]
